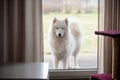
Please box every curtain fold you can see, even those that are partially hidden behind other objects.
[0,0,43,64]
[98,0,120,73]
[0,0,4,64]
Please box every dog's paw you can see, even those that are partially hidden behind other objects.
[68,65,80,69]
[72,65,80,69]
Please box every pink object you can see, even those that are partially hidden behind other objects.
[95,30,120,38]
[91,74,112,80]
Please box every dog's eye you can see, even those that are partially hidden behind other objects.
[56,27,58,29]
[62,28,64,29]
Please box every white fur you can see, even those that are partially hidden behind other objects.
[48,17,82,69]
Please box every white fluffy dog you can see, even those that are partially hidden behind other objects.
[48,17,82,69]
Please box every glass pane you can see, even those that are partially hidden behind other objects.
[43,0,98,69]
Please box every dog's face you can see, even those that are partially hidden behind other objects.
[52,17,68,38]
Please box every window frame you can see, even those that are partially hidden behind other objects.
[40,0,98,79]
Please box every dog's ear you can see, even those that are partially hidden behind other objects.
[65,18,68,26]
[53,17,57,25]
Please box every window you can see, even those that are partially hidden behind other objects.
[42,0,98,78]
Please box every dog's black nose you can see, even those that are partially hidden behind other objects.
[58,34,61,37]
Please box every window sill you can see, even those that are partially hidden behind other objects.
[49,68,98,79]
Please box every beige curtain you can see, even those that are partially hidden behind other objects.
[0,0,43,64]
[98,0,120,73]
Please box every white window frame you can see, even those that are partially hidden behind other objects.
[40,0,98,79]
